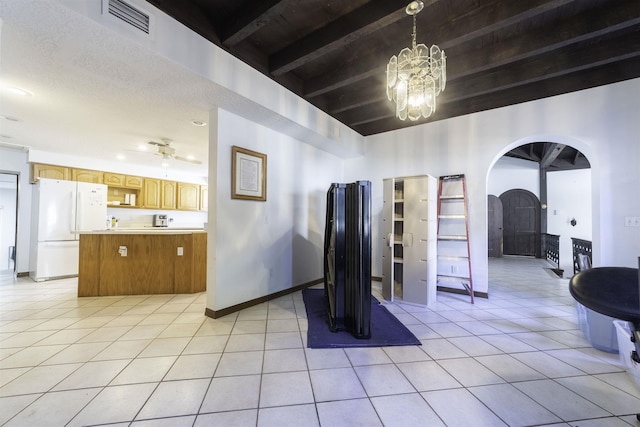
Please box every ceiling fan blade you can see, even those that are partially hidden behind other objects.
[148,140,170,147]
[175,155,202,164]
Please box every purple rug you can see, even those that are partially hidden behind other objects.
[302,288,421,348]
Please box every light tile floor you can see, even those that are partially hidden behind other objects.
[1,257,639,426]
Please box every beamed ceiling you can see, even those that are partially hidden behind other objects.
[146,0,640,139]
[505,143,591,171]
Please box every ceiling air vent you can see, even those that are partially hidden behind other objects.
[106,0,150,34]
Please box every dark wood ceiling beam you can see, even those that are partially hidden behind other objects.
[335,36,640,132]
[322,2,639,113]
[540,144,567,169]
[146,0,220,43]
[304,0,575,97]
[220,0,294,46]
[352,56,640,135]
[572,150,582,165]
[269,0,430,76]
[443,32,640,104]
[450,0,640,79]
[304,0,636,100]
[432,0,578,50]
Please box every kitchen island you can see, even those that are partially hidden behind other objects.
[77,229,206,297]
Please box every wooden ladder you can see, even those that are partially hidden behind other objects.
[437,174,474,303]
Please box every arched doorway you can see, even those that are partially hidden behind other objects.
[487,140,592,281]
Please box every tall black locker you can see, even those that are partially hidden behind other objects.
[323,183,346,332]
[323,180,371,339]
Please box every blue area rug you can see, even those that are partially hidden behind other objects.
[302,288,421,348]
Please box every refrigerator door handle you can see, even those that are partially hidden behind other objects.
[70,191,76,233]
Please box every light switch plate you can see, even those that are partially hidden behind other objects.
[177,247,184,256]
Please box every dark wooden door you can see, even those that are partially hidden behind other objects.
[500,189,540,257]
[487,195,503,257]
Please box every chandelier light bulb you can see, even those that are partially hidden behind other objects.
[387,1,446,121]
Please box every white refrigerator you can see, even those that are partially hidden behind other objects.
[30,178,108,281]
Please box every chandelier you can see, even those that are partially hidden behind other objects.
[386,1,446,121]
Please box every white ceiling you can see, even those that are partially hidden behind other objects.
[0,0,219,177]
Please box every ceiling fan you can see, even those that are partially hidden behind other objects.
[147,138,202,165]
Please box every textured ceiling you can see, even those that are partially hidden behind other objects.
[0,0,216,176]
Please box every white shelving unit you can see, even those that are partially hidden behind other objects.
[382,175,437,306]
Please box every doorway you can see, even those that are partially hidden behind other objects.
[487,195,503,257]
[487,141,592,285]
[499,189,541,257]
[0,173,19,275]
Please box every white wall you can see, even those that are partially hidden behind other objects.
[548,169,592,275]
[488,156,539,198]
[346,78,640,295]
[206,109,343,312]
[0,148,32,273]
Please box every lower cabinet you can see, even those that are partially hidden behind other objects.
[78,232,207,296]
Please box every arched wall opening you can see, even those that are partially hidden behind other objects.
[486,135,595,286]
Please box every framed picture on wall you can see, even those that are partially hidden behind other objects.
[231,145,267,201]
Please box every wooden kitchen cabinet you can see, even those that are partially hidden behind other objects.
[161,180,177,210]
[104,173,143,189]
[103,172,125,187]
[124,175,143,188]
[142,178,161,209]
[199,185,208,211]
[72,168,104,183]
[78,231,207,296]
[31,163,70,182]
[177,182,200,211]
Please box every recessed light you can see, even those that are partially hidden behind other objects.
[116,154,126,160]
[137,144,148,151]
[5,86,33,96]
[191,120,207,127]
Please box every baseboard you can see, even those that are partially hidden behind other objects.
[205,278,323,319]
[437,285,488,299]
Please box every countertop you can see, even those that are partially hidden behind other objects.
[77,228,206,235]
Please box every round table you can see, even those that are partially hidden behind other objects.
[569,267,640,420]
[569,267,639,322]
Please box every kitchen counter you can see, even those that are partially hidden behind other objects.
[78,228,206,234]
[77,231,207,296]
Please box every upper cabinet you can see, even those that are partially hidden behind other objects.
[199,185,208,212]
[30,162,203,211]
[161,181,177,210]
[72,169,104,184]
[104,173,143,189]
[177,182,200,211]
[124,175,143,189]
[31,163,70,183]
[142,178,161,209]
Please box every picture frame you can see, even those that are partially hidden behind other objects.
[231,145,267,201]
